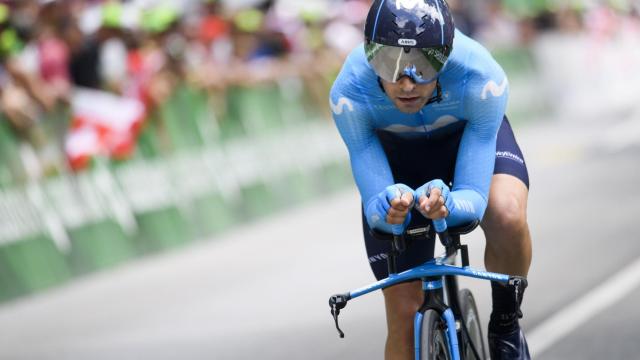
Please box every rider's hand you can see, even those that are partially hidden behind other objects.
[414,180,453,220]
[365,184,415,234]
[387,186,414,225]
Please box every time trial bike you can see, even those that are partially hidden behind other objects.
[328,218,527,359]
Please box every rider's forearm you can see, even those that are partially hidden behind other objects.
[446,189,487,226]
[350,146,396,231]
[331,87,398,232]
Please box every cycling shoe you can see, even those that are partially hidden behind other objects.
[488,327,531,360]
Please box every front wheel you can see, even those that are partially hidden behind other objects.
[420,309,451,360]
[459,289,486,360]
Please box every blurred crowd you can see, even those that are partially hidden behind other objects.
[0,0,370,179]
[457,0,640,49]
[0,0,639,182]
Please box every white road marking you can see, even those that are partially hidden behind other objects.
[528,257,640,357]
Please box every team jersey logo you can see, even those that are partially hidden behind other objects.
[481,78,509,100]
[330,97,354,115]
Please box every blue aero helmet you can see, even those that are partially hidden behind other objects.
[364,0,455,85]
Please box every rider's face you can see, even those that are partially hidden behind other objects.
[381,76,437,114]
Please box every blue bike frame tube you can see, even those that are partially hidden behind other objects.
[349,261,509,300]
[423,279,443,291]
[443,308,461,360]
[414,311,424,359]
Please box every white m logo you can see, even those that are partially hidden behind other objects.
[330,97,354,115]
[481,78,509,100]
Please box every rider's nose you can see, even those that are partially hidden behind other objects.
[398,76,416,93]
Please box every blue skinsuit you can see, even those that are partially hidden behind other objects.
[330,30,509,231]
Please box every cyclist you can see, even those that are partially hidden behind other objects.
[329,1,532,359]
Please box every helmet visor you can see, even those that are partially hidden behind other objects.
[365,42,450,84]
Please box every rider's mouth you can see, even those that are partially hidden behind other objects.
[397,96,421,105]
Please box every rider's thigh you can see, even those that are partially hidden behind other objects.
[482,174,529,233]
[382,281,424,329]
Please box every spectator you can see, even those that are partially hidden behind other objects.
[475,0,520,50]
[2,0,636,178]
[64,20,101,89]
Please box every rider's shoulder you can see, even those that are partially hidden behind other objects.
[330,44,381,103]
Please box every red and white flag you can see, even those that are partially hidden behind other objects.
[65,88,146,170]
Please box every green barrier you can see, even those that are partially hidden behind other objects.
[0,251,22,302]
[0,235,71,297]
[276,78,312,126]
[219,87,248,141]
[239,181,281,219]
[190,192,238,237]
[168,151,238,238]
[137,116,163,159]
[134,87,217,156]
[189,89,220,147]
[114,160,194,253]
[0,81,354,304]
[0,187,72,299]
[43,174,137,275]
[66,220,135,274]
[217,109,247,142]
[316,160,353,194]
[166,86,220,147]
[162,85,205,151]
[0,117,27,188]
[273,170,318,206]
[135,206,193,253]
[186,86,220,143]
[226,85,284,137]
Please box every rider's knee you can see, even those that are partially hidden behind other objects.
[483,191,527,238]
[383,282,423,330]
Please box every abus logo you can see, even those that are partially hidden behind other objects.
[398,39,417,46]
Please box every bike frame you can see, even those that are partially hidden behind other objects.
[329,222,523,360]
[348,252,509,360]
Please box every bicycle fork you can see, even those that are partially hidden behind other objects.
[414,276,462,360]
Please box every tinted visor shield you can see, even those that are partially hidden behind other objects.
[365,43,450,84]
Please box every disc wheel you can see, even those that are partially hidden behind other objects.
[458,289,486,360]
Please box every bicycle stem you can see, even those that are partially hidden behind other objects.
[387,235,406,275]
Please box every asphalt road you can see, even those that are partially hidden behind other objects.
[0,112,639,360]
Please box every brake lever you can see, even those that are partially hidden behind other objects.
[509,276,528,318]
[329,293,351,338]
